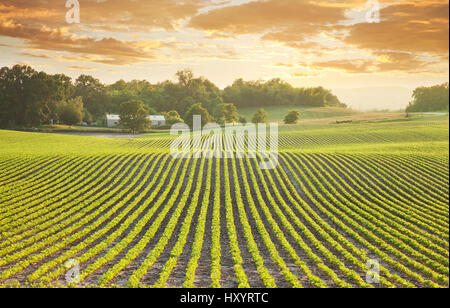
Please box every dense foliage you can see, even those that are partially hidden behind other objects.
[284,110,301,124]
[118,100,151,133]
[223,79,346,109]
[406,83,449,113]
[0,66,74,127]
[58,97,84,126]
[252,109,269,124]
[162,110,184,126]
[0,65,348,128]
[184,103,212,128]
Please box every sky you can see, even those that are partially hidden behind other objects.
[0,0,448,110]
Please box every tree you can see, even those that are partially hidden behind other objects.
[184,103,212,128]
[176,69,194,88]
[223,78,345,109]
[154,70,223,117]
[284,110,301,124]
[83,109,93,125]
[119,100,151,133]
[163,110,184,125]
[0,64,350,129]
[0,65,74,128]
[252,109,268,124]
[406,83,449,112]
[47,74,75,123]
[106,79,156,114]
[59,97,83,126]
[75,74,107,118]
[217,103,239,124]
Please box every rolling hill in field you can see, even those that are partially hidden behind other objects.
[238,106,359,123]
[0,115,448,288]
[237,105,414,125]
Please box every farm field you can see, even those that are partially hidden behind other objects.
[238,106,359,123]
[236,105,414,124]
[0,116,448,288]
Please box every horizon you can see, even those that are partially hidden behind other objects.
[0,63,426,111]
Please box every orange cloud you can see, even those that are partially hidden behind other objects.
[189,0,448,74]
[307,52,439,73]
[309,59,375,73]
[0,0,448,74]
[0,0,202,30]
[189,0,344,36]
[0,0,207,65]
[67,65,96,71]
[373,52,431,72]
[345,2,449,54]
[0,19,160,65]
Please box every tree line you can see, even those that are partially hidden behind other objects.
[406,83,449,113]
[0,65,347,129]
[223,78,345,108]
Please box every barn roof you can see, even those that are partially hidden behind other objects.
[106,114,165,121]
[149,115,166,121]
[106,114,120,120]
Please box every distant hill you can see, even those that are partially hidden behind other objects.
[333,87,413,111]
[238,106,357,123]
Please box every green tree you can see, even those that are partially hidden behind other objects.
[106,79,155,114]
[59,97,84,126]
[83,109,93,125]
[75,74,107,118]
[176,69,194,88]
[284,110,301,124]
[184,103,212,128]
[119,100,151,133]
[223,78,345,109]
[47,74,75,123]
[406,83,449,112]
[252,109,268,124]
[156,70,223,117]
[217,103,239,124]
[163,110,184,125]
[0,65,74,127]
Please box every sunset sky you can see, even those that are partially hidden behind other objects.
[0,0,448,110]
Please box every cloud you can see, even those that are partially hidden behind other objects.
[0,16,162,65]
[67,65,96,71]
[373,52,431,72]
[306,52,439,73]
[0,0,202,30]
[191,0,448,56]
[189,0,345,37]
[291,72,320,78]
[189,0,448,74]
[345,2,449,55]
[0,0,207,66]
[275,63,295,68]
[309,59,375,73]
[0,0,447,75]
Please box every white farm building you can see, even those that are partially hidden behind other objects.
[106,114,166,128]
[149,115,166,126]
[106,114,120,128]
